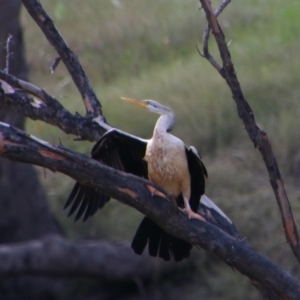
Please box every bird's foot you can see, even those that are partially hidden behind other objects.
[183,208,206,222]
[146,184,167,198]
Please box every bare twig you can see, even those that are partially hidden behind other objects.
[215,0,231,16]
[5,34,13,73]
[201,27,222,72]
[201,0,231,73]
[199,0,300,262]
[0,123,300,299]
[50,57,61,74]
[21,0,103,117]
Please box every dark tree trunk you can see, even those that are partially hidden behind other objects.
[0,0,62,241]
[0,1,64,299]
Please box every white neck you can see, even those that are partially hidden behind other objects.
[154,112,175,135]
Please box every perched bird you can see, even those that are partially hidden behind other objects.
[65,98,207,261]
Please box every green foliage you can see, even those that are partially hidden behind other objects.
[53,2,65,20]
[22,0,300,298]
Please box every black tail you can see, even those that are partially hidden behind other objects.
[131,217,192,261]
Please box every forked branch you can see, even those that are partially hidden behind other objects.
[199,0,300,263]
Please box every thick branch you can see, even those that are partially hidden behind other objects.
[199,0,300,263]
[0,123,299,299]
[0,235,153,280]
[21,0,103,117]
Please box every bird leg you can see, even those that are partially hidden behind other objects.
[183,197,206,222]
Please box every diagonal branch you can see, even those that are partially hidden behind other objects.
[199,0,300,263]
[0,122,300,299]
[0,70,65,105]
[0,75,111,141]
[21,0,103,117]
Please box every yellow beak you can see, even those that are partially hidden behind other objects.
[121,97,147,108]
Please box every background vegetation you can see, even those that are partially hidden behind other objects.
[20,0,300,299]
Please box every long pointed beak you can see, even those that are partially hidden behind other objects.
[121,97,147,108]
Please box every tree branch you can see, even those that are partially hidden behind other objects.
[5,34,13,73]
[21,0,103,117]
[200,0,230,72]
[199,0,300,263]
[0,235,153,280]
[0,122,299,299]
[0,75,111,141]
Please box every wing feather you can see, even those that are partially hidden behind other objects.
[65,129,208,262]
[186,147,207,212]
[65,129,147,221]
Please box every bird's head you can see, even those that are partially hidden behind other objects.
[121,97,173,115]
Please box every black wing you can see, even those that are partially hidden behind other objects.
[186,146,207,212]
[65,129,207,262]
[64,129,148,221]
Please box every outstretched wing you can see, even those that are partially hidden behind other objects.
[186,146,207,212]
[91,129,148,177]
[64,129,148,221]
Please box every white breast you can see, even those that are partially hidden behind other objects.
[145,132,190,196]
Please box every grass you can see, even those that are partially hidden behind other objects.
[21,0,300,299]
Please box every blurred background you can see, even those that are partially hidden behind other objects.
[5,0,300,299]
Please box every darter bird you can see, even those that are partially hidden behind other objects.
[65,97,207,261]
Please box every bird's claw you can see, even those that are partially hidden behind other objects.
[146,184,167,198]
[183,208,206,222]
